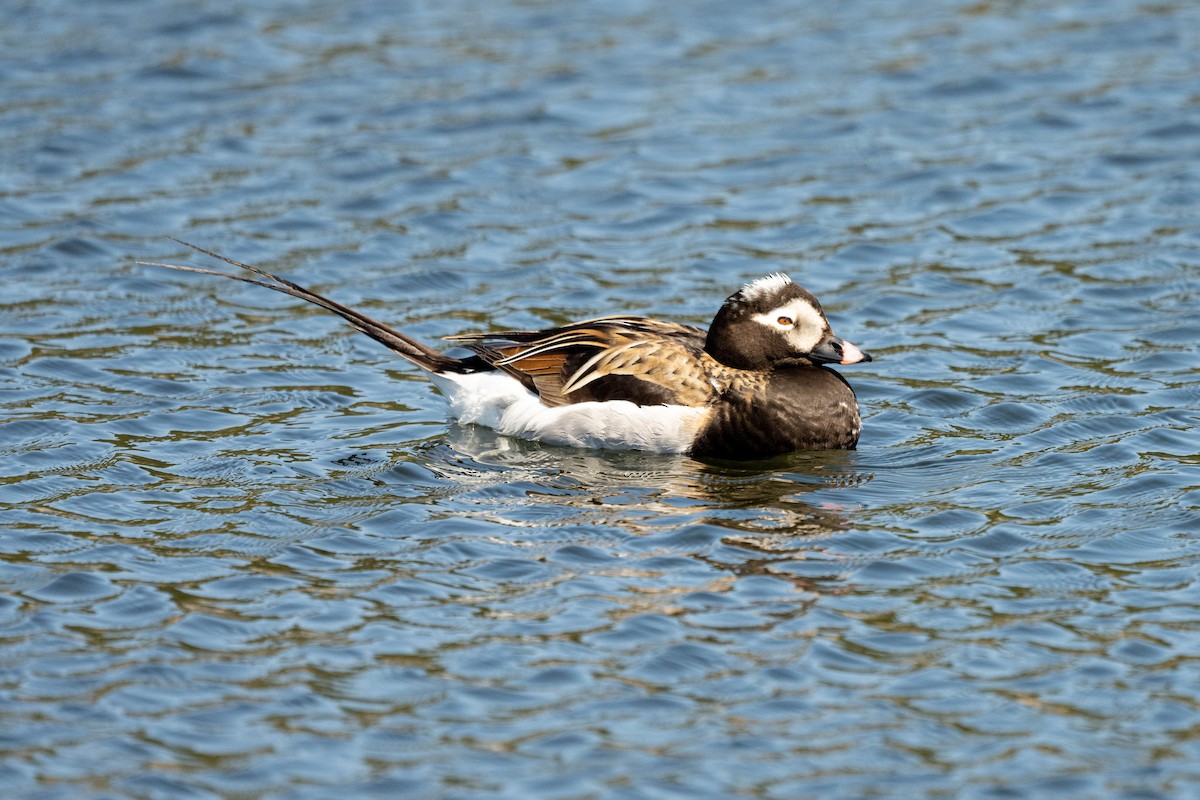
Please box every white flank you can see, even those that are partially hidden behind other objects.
[427,371,708,454]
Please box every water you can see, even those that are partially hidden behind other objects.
[3,0,1200,797]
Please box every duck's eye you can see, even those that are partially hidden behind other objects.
[777,316,794,327]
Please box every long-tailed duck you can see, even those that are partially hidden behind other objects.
[143,242,871,460]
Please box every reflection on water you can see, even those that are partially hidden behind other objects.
[4,0,1200,797]
[438,426,865,597]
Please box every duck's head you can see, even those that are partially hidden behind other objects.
[704,273,871,370]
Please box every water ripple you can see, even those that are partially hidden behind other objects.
[3,0,1200,798]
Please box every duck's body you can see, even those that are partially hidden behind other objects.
[145,243,871,460]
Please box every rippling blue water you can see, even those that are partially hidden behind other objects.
[3,0,1200,797]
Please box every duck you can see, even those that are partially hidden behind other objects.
[143,242,871,460]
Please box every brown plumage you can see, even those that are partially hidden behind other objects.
[447,317,759,408]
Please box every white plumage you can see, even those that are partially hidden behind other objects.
[429,371,708,453]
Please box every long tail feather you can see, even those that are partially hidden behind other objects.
[139,239,469,373]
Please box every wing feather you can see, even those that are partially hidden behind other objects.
[446,317,715,408]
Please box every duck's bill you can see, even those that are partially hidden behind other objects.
[838,340,871,364]
[811,337,872,365]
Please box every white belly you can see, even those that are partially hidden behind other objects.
[428,371,707,454]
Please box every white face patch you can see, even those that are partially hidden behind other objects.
[751,298,828,353]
